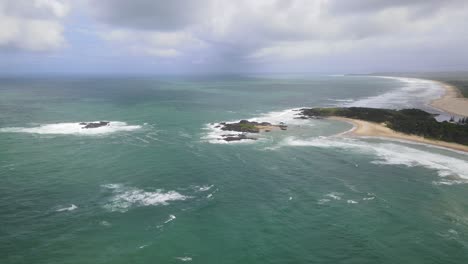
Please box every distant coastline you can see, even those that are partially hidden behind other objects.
[430,81,468,116]
[363,73,468,116]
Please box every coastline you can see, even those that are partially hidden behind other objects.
[430,81,468,116]
[330,116,468,153]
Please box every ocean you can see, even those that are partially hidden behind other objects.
[1,74,467,263]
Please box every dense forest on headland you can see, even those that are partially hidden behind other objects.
[300,107,468,145]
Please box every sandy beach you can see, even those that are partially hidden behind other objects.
[330,116,468,153]
[430,81,468,116]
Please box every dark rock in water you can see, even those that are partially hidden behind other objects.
[221,121,260,133]
[294,116,309,120]
[221,133,257,142]
[219,120,276,133]
[79,122,87,125]
[81,121,110,129]
[216,119,287,141]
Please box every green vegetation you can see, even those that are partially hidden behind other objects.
[239,123,258,132]
[301,107,468,145]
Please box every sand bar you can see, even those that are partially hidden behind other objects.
[330,116,468,153]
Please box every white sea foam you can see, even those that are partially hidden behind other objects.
[0,121,141,135]
[100,220,111,227]
[202,108,312,144]
[318,198,331,204]
[102,184,189,212]
[102,183,124,189]
[281,137,468,182]
[164,214,176,223]
[176,257,192,262]
[325,192,343,200]
[248,108,313,126]
[201,123,254,144]
[318,192,342,204]
[347,200,358,204]
[197,185,214,192]
[56,204,78,212]
[346,76,444,109]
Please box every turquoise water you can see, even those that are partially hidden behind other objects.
[1,75,467,263]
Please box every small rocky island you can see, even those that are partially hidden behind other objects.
[79,121,110,129]
[216,120,287,142]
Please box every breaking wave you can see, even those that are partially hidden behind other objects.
[56,204,78,212]
[346,76,444,109]
[102,184,189,212]
[281,137,468,183]
[0,121,141,135]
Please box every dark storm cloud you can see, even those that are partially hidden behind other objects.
[90,0,209,31]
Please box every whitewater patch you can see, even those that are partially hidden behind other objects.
[102,184,189,212]
[281,136,468,183]
[202,108,312,144]
[176,257,192,262]
[56,204,78,212]
[325,192,343,200]
[0,121,141,135]
[202,122,257,144]
[164,214,176,224]
[345,76,444,109]
[196,185,214,192]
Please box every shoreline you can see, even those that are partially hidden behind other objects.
[430,81,468,116]
[330,116,468,153]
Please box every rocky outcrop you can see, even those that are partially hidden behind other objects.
[221,134,258,142]
[80,121,110,129]
[221,120,261,133]
[217,120,287,142]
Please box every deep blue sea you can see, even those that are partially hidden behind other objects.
[1,74,467,263]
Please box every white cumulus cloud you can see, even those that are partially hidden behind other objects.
[0,0,70,51]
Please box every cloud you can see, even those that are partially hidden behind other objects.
[99,29,206,58]
[0,0,70,51]
[326,0,463,15]
[90,0,210,31]
[4,0,468,73]
[85,0,468,66]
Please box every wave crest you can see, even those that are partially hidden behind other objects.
[0,121,141,135]
[281,137,468,183]
[102,184,189,212]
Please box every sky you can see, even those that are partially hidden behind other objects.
[1,0,468,74]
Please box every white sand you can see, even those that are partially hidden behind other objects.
[330,117,468,153]
[430,82,468,116]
